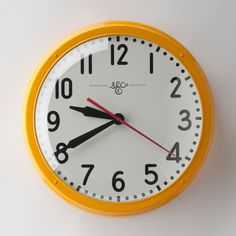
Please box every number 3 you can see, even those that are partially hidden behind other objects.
[178,109,192,131]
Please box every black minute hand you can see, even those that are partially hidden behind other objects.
[69,106,113,120]
[67,119,116,149]
[54,120,115,157]
[55,113,124,155]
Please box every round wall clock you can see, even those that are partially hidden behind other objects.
[23,21,214,215]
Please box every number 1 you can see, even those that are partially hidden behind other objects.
[149,52,154,74]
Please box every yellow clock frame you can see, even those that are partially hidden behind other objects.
[23,21,214,216]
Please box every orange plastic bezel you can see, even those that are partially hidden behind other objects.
[23,21,214,216]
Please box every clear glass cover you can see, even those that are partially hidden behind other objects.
[35,36,202,202]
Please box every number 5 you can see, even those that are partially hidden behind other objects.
[145,164,158,185]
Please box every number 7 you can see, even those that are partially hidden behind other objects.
[81,164,95,185]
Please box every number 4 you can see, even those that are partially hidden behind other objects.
[166,142,182,163]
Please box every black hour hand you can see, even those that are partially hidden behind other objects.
[69,106,113,120]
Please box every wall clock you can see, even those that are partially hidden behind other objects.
[23,21,214,215]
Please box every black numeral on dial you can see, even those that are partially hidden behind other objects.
[178,109,192,131]
[166,142,181,163]
[112,171,125,192]
[111,44,128,65]
[47,111,60,132]
[149,52,154,74]
[81,164,94,185]
[55,78,73,99]
[80,54,92,74]
[144,164,158,185]
[55,143,68,164]
[170,77,181,98]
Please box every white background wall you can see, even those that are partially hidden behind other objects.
[0,0,235,235]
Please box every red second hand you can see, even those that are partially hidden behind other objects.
[87,97,174,156]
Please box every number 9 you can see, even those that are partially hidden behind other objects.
[47,110,60,132]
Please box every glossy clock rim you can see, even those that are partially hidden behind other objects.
[23,21,214,216]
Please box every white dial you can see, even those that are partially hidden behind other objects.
[35,35,202,203]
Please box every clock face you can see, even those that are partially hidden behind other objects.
[35,35,202,203]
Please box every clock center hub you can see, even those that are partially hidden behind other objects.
[114,113,125,125]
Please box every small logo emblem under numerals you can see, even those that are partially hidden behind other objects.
[109,81,128,95]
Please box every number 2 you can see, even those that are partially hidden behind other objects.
[170,77,181,98]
